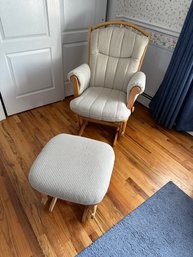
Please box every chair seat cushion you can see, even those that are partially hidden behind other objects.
[70,87,131,122]
[28,134,115,205]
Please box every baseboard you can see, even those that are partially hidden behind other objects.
[137,95,193,137]
[137,93,152,108]
[64,81,73,97]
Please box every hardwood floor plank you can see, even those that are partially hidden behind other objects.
[0,163,44,257]
[38,234,58,257]
[128,117,193,163]
[58,203,92,253]
[0,100,192,256]
[0,178,33,257]
[126,177,149,200]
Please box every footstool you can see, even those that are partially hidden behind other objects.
[28,134,115,222]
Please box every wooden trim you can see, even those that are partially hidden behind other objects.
[79,116,125,128]
[91,20,150,37]
[127,86,141,110]
[77,115,127,146]
[88,27,92,65]
[69,75,80,97]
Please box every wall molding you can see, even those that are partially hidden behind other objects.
[116,15,179,37]
[115,15,178,51]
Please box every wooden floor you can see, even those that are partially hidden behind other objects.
[0,98,193,257]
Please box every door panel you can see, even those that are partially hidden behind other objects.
[63,43,88,80]
[0,0,48,39]
[0,0,64,115]
[6,49,54,97]
[60,0,107,96]
[62,0,97,30]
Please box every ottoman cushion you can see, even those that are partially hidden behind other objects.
[29,134,115,205]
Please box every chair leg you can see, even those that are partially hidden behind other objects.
[78,120,88,136]
[119,123,123,137]
[82,205,98,222]
[41,194,48,205]
[77,116,82,129]
[82,206,90,222]
[49,197,57,212]
[121,121,127,136]
[91,205,97,219]
[113,127,120,147]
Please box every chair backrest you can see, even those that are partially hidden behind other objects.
[88,21,150,93]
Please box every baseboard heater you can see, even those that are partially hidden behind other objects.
[137,92,153,108]
[142,92,152,100]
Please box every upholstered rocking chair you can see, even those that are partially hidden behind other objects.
[68,20,150,146]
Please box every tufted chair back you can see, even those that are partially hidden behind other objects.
[89,25,149,93]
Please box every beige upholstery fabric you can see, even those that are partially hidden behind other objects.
[28,134,115,205]
[67,24,148,123]
[70,87,131,122]
[90,27,149,92]
[127,71,146,102]
[67,64,90,94]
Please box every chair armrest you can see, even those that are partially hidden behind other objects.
[127,72,146,111]
[67,64,91,97]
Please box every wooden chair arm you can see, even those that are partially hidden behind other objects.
[127,86,141,112]
[69,75,80,97]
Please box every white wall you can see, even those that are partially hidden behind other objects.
[107,0,191,107]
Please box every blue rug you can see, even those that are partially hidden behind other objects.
[77,182,193,257]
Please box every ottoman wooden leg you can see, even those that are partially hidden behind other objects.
[113,127,120,147]
[49,197,57,212]
[82,206,90,222]
[82,205,98,222]
[91,205,97,219]
[78,116,82,128]
[41,194,48,205]
[78,121,88,136]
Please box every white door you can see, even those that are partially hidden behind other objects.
[0,0,64,115]
[60,0,107,96]
[0,99,6,121]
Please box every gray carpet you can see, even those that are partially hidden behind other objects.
[77,182,193,257]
